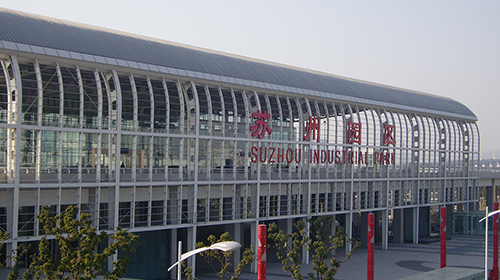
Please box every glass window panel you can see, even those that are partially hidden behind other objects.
[258,93,268,114]
[134,201,149,227]
[40,64,60,127]
[100,72,111,130]
[61,132,79,168]
[80,69,100,129]
[269,95,281,140]
[40,130,59,170]
[81,133,97,182]
[60,66,80,128]
[0,206,7,233]
[153,136,167,168]
[169,137,181,167]
[196,85,209,136]
[151,200,164,226]
[234,90,247,138]
[20,62,38,125]
[152,79,167,133]
[119,75,134,131]
[120,135,133,171]
[18,206,35,236]
[289,98,300,141]
[0,61,8,123]
[20,129,37,169]
[137,135,151,170]
[222,88,235,137]
[136,77,151,132]
[167,82,181,134]
[184,86,195,135]
[119,201,131,228]
[209,87,223,136]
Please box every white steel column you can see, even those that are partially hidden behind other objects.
[413,206,419,244]
[251,221,257,273]
[162,79,170,181]
[302,217,310,264]
[171,229,179,280]
[55,63,63,182]
[111,70,122,268]
[130,74,138,182]
[204,85,213,181]
[175,80,185,178]
[34,59,42,183]
[345,212,353,255]
[304,98,313,217]
[233,223,242,265]
[94,69,102,183]
[76,66,83,183]
[190,82,200,225]
[187,225,197,278]
[4,55,22,267]
[147,77,154,181]
[241,90,250,180]
[382,209,389,250]
[287,218,293,246]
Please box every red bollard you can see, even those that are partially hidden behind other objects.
[367,213,374,280]
[258,224,267,280]
[493,202,499,280]
[440,206,446,268]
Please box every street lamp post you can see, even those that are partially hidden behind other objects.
[168,241,241,280]
[479,207,500,280]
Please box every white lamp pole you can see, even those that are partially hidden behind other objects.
[177,241,182,280]
[486,206,489,280]
[168,241,241,280]
[479,207,500,280]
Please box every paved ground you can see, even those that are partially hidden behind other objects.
[197,234,490,280]
[0,235,490,279]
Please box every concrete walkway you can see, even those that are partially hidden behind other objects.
[197,234,490,280]
[0,235,490,279]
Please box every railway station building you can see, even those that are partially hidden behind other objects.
[0,8,480,279]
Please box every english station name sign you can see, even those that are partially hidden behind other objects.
[249,111,396,166]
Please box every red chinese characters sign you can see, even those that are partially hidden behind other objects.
[383,124,396,146]
[250,110,273,139]
[304,116,321,142]
[249,112,396,148]
[248,113,398,166]
[347,121,362,144]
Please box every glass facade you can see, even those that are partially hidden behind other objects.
[0,56,480,238]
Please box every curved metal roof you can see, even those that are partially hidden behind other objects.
[0,8,477,121]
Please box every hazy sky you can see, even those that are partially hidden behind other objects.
[2,1,499,154]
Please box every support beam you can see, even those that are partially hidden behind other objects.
[251,221,257,273]
[413,207,419,244]
[360,212,368,248]
[381,209,389,250]
[487,184,495,210]
[302,218,310,264]
[170,229,178,280]
[345,213,353,255]
[188,226,197,277]
[446,205,453,238]
[228,223,242,266]
[393,209,404,243]
[332,215,337,254]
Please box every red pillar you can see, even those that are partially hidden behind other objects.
[258,224,267,280]
[367,213,374,280]
[440,206,446,268]
[494,202,499,280]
